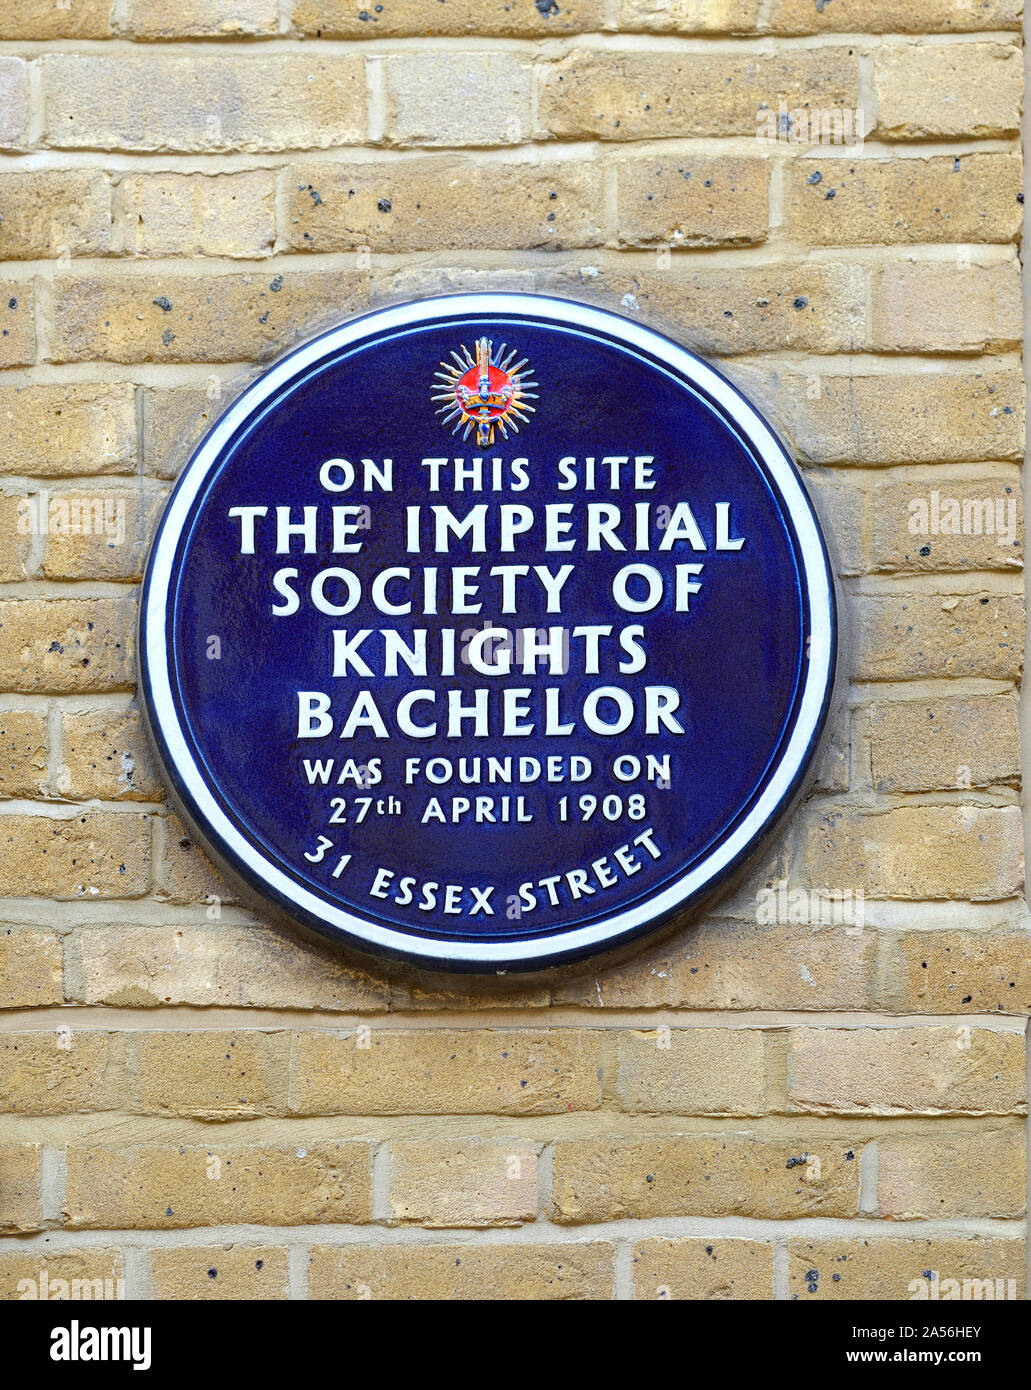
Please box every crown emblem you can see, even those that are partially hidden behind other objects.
[433,338,538,448]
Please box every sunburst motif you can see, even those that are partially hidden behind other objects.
[432,337,538,448]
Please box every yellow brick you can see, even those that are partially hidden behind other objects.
[892,928,1031,1017]
[291,1028,602,1115]
[871,260,1022,354]
[0,282,35,366]
[0,384,138,479]
[0,1,111,38]
[0,927,63,1008]
[0,495,32,581]
[120,172,276,258]
[618,0,761,32]
[855,594,1023,681]
[284,158,604,253]
[142,385,218,480]
[539,49,858,140]
[295,0,606,34]
[0,59,27,151]
[616,1029,767,1115]
[0,710,46,798]
[794,803,1024,901]
[858,695,1020,793]
[0,171,112,260]
[875,43,1022,140]
[807,476,864,577]
[867,472,1023,574]
[159,812,234,905]
[543,263,863,354]
[615,155,768,247]
[0,810,151,898]
[308,1241,614,1300]
[42,54,366,152]
[393,971,550,1011]
[552,1135,861,1222]
[785,1026,1027,1116]
[150,1245,288,1300]
[0,1145,40,1233]
[40,488,164,583]
[74,924,390,1012]
[632,1237,774,1300]
[384,53,533,147]
[385,265,539,300]
[389,1139,537,1227]
[50,270,371,364]
[0,1031,125,1114]
[554,917,875,1012]
[768,0,1021,31]
[878,1129,1025,1219]
[58,703,163,801]
[128,0,279,37]
[788,1236,1025,1301]
[134,1030,287,1120]
[0,1250,123,1301]
[786,153,1023,246]
[729,365,1025,465]
[64,1141,373,1228]
[0,597,136,693]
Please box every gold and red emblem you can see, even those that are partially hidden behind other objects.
[432,338,538,447]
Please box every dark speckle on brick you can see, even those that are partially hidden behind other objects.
[535,0,560,14]
[793,297,808,309]
[377,198,392,213]
[161,329,175,346]
[269,276,284,292]
[807,171,822,185]
[153,296,173,313]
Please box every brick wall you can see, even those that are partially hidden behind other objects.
[0,0,1026,1302]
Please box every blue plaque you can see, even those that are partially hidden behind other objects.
[140,294,836,972]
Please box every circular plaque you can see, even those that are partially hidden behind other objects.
[140,294,836,971]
